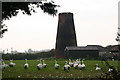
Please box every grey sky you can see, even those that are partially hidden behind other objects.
[0,0,120,52]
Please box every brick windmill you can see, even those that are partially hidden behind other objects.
[55,12,77,58]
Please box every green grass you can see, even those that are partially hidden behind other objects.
[2,59,119,79]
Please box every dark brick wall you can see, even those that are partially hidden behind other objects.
[55,13,77,58]
[67,50,99,59]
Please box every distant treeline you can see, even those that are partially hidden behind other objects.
[2,49,55,60]
[2,48,115,60]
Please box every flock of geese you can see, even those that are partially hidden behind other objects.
[0,59,114,72]
[63,59,86,71]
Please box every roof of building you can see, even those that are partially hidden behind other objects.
[65,45,99,51]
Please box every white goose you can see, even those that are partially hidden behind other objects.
[24,59,29,69]
[64,61,70,71]
[68,59,74,67]
[0,59,8,70]
[108,66,114,72]
[54,60,60,69]
[81,59,86,69]
[77,59,81,64]
[78,62,83,70]
[73,60,78,69]
[37,59,43,70]
[9,60,16,67]
[95,64,101,70]
[42,60,47,68]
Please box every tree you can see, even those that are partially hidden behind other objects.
[116,32,120,44]
[0,1,59,38]
[116,28,120,60]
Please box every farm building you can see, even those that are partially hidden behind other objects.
[64,45,103,58]
[110,45,120,59]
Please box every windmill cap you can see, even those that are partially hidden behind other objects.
[59,12,73,15]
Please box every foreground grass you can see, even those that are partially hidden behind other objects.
[2,59,119,79]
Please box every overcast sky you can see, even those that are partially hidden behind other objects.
[0,0,120,52]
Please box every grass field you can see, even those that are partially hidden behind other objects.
[2,59,119,79]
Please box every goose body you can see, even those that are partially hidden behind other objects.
[78,63,83,70]
[108,68,113,72]
[96,66,101,70]
[64,61,70,71]
[64,64,70,71]
[81,60,86,69]
[37,64,43,70]
[69,62,74,67]
[37,59,43,70]
[95,64,101,70]
[24,63,28,69]
[9,60,16,67]
[55,64,60,69]
[76,59,81,64]
[73,61,78,69]
[1,64,6,70]
[108,66,114,72]
[81,63,85,69]
[78,59,86,70]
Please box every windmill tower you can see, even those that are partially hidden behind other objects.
[55,12,77,58]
